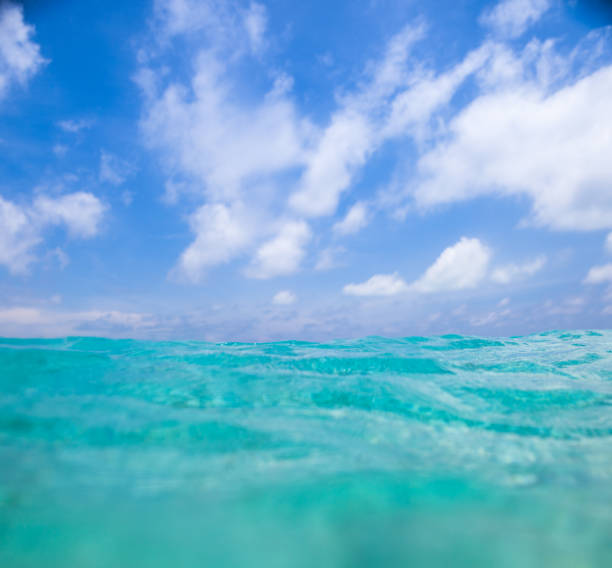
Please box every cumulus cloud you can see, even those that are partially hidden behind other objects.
[0,2,46,100]
[247,220,311,279]
[175,203,253,282]
[142,1,319,280]
[606,232,612,254]
[343,272,408,297]
[411,65,612,231]
[491,255,546,284]
[141,36,308,278]
[33,192,106,238]
[342,238,541,298]
[0,192,106,274]
[480,0,551,38]
[411,237,491,293]
[272,290,296,305]
[584,263,612,284]
[142,53,306,202]
[333,202,369,236]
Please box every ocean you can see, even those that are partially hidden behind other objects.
[1,331,611,567]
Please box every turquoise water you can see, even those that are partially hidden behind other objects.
[1,331,611,567]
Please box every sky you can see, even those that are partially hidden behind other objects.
[0,0,611,340]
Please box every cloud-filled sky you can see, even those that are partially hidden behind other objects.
[0,0,611,340]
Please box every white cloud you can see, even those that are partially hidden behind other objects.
[382,44,491,141]
[0,192,106,275]
[247,220,311,279]
[143,0,612,288]
[153,0,271,59]
[412,65,612,231]
[272,290,296,305]
[411,237,491,293]
[584,263,612,285]
[99,150,134,186]
[153,0,223,39]
[243,2,267,55]
[0,307,44,325]
[606,232,612,254]
[0,306,156,337]
[0,196,41,274]
[342,237,528,298]
[33,192,106,238]
[289,23,426,218]
[480,0,550,39]
[343,272,408,297]
[57,118,94,133]
[141,3,312,278]
[141,11,488,281]
[289,111,373,217]
[333,202,369,236]
[491,255,546,284]
[175,202,253,282]
[141,51,307,204]
[155,0,227,42]
[0,2,46,100]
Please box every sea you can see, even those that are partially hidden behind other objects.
[1,330,611,567]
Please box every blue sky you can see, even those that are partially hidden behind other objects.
[0,0,611,340]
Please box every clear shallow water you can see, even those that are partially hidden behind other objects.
[1,331,611,567]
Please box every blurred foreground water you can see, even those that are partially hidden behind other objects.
[1,331,611,567]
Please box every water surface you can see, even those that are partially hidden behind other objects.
[1,331,611,566]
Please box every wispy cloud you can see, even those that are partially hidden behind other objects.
[343,272,408,297]
[491,256,546,284]
[480,0,551,39]
[57,118,95,133]
[0,192,106,275]
[0,2,46,100]
[99,150,135,186]
[333,202,370,236]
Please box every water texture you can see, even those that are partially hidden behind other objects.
[1,331,611,567]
